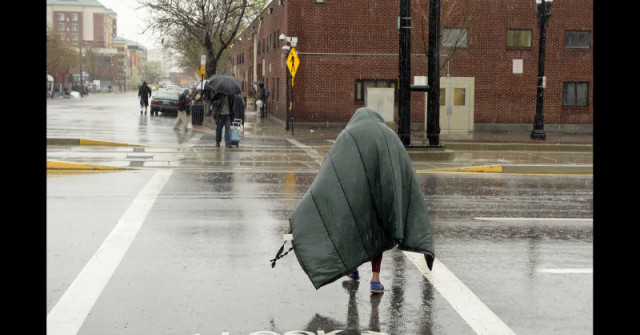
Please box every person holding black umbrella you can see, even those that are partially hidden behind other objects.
[212,92,235,147]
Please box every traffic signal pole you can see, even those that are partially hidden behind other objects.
[398,0,441,147]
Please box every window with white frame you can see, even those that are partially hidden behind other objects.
[72,13,78,21]
[58,23,65,30]
[72,24,78,31]
[57,13,64,20]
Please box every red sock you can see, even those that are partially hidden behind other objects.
[371,253,382,273]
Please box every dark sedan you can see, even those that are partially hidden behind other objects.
[150,91,181,116]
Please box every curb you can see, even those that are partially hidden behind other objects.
[406,147,456,161]
[443,142,592,152]
[418,164,592,175]
[47,138,142,147]
[47,161,132,171]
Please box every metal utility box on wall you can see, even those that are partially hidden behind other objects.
[365,87,395,129]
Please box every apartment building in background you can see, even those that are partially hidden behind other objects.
[46,0,177,92]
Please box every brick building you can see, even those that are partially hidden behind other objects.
[232,0,593,132]
[46,0,117,49]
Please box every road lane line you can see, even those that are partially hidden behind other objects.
[475,217,592,222]
[47,169,173,335]
[287,138,325,165]
[537,268,592,274]
[404,252,517,335]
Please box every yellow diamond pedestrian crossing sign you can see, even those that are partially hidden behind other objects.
[286,47,300,85]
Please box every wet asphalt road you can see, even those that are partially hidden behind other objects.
[46,92,593,335]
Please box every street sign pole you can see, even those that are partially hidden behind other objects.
[286,48,300,135]
[200,55,206,81]
[285,49,290,132]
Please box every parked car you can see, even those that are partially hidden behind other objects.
[150,91,181,116]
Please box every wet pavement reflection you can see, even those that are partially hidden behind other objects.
[47,93,592,334]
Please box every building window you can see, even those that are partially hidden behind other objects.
[72,33,78,41]
[454,88,466,106]
[563,82,589,107]
[72,13,78,21]
[442,28,468,48]
[355,79,397,102]
[58,23,65,31]
[72,24,79,31]
[273,31,277,50]
[506,29,532,48]
[565,30,591,49]
[57,13,65,20]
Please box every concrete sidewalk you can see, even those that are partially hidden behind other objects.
[217,111,593,146]
[211,112,593,175]
[47,109,593,175]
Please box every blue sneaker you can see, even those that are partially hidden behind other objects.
[370,281,384,294]
[346,269,359,281]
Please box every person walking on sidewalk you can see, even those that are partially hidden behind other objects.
[234,94,245,126]
[213,92,234,147]
[256,82,265,118]
[173,88,191,131]
[138,81,152,114]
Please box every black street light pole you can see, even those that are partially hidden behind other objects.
[531,0,552,140]
[398,0,441,147]
[426,0,441,146]
[397,0,412,146]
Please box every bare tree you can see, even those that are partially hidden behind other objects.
[137,0,257,77]
[47,27,80,85]
[415,0,477,73]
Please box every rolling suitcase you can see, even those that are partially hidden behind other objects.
[229,119,243,147]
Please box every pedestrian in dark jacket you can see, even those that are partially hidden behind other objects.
[213,93,234,147]
[256,83,265,118]
[173,88,191,131]
[138,81,152,114]
[234,94,245,126]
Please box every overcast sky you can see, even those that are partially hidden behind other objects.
[97,0,160,49]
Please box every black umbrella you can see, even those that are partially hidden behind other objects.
[205,75,242,95]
